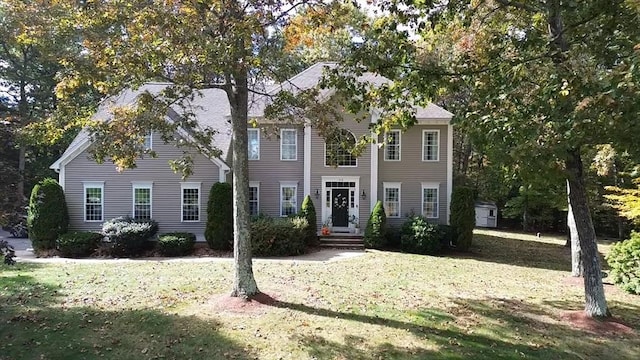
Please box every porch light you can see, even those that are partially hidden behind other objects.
[315,189,320,199]
[360,190,366,200]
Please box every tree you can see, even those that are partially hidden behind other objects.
[331,0,640,317]
[27,178,69,251]
[449,186,475,251]
[52,0,373,298]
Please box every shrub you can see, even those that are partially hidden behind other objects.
[1,239,15,265]
[299,195,318,245]
[205,182,233,250]
[606,232,640,294]
[400,216,442,255]
[56,231,103,258]
[385,225,402,250]
[364,200,387,249]
[438,224,457,249]
[27,178,69,250]
[450,186,476,251]
[251,216,307,257]
[158,232,196,257]
[102,216,158,257]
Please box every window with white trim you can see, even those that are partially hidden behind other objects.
[181,182,201,222]
[280,182,298,216]
[132,182,152,220]
[383,182,401,218]
[280,129,297,161]
[384,130,401,161]
[325,129,357,167]
[249,181,259,216]
[248,128,260,160]
[421,183,439,219]
[83,182,104,222]
[422,130,440,161]
[143,131,152,150]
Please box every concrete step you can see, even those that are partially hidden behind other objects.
[319,234,364,249]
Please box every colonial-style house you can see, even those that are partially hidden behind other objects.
[51,63,453,241]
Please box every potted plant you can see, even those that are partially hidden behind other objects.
[348,215,359,234]
[321,218,332,236]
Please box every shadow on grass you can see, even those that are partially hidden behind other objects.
[0,273,253,360]
[253,293,640,359]
[455,234,574,272]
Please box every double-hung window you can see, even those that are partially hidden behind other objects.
[249,181,260,216]
[280,182,298,217]
[280,129,297,160]
[384,130,401,161]
[422,130,440,161]
[83,181,104,222]
[143,131,152,150]
[383,182,401,218]
[421,183,439,219]
[132,182,152,220]
[181,182,201,222]
[248,128,260,160]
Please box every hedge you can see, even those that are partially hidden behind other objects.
[157,232,196,257]
[27,178,69,250]
[57,231,103,258]
[102,216,158,257]
[251,216,307,256]
[205,182,233,250]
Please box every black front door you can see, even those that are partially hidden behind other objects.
[332,189,349,227]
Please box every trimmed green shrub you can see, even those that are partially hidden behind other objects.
[102,216,158,257]
[438,224,457,249]
[158,232,196,257]
[27,178,69,250]
[205,182,233,250]
[606,232,640,294]
[364,200,387,249]
[450,186,476,251]
[251,216,307,257]
[56,231,103,258]
[400,216,442,255]
[299,195,318,245]
[385,225,403,250]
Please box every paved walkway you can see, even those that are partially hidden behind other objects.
[0,229,365,264]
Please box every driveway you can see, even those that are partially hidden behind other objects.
[0,228,34,258]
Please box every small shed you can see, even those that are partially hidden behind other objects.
[475,201,498,228]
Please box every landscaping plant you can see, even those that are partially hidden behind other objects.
[299,195,318,245]
[450,186,475,251]
[364,200,387,249]
[27,178,69,251]
[606,232,640,294]
[400,216,442,255]
[56,231,103,258]
[157,232,196,257]
[251,216,307,256]
[102,216,158,257]
[205,182,233,250]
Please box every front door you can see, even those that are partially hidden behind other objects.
[331,188,350,227]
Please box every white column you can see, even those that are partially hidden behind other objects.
[369,109,381,210]
[303,125,312,196]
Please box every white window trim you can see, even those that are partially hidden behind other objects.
[83,181,104,222]
[383,182,402,218]
[180,182,201,222]
[132,181,153,219]
[279,181,298,217]
[249,181,260,216]
[143,131,153,150]
[324,130,358,168]
[384,130,402,161]
[248,128,260,160]
[280,128,298,161]
[421,182,440,219]
[422,129,440,162]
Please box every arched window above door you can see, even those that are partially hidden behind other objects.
[325,129,357,167]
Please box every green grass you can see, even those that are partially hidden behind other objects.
[1,229,639,359]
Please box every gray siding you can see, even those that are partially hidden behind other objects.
[310,114,371,229]
[63,132,220,238]
[248,126,304,217]
[378,124,449,226]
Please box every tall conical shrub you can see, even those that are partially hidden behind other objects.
[364,200,387,249]
[299,195,318,245]
[27,178,69,250]
[205,182,233,250]
[450,186,476,251]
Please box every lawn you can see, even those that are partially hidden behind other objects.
[1,230,639,360]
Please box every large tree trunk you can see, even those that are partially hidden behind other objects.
[566,150,610,317]
[228,72,259,298]
[566,180,583,276]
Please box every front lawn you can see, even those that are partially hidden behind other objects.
[1,230,639,359]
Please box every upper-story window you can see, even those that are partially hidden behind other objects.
[384,130,401,161]
[280,129,297,161]
[248,128,260,160]
[422,130,440,161]
[325,129,357,167]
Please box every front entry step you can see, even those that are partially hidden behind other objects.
[318,233,364,249]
